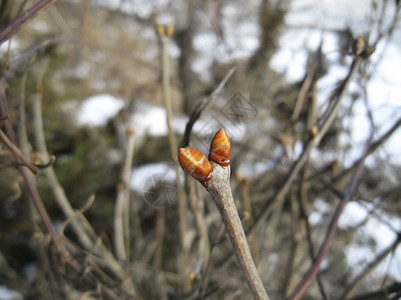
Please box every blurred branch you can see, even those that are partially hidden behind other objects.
[238,175,260,274]
[155,24,190,297]
[157,23,188,293]
[199,220,226,297]
[333,117,401,184]
[281,193,300,297]
[298,163,329,300]
[345,281,401,300]
[0,0,59,46]
[188,178,210,274]
[114,127,135,262]
[0,71,131,300]
[248,56,363,236]
[29,59,136,296]
[0,128,38,173]
[1,35,77,87]
[288,137,371,300]
[340,234,401,298]
[182,67,235,148]
[31,60,94,249]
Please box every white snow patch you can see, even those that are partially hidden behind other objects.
[130,162,176,192]
[340,201,401,280]
[77,94,125,126]
[0,286,22,300]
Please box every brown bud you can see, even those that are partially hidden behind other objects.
[209,128,231,167]
[178,147,213,181]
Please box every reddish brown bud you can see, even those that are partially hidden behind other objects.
[209,128,231,167]
[178,147,213,181]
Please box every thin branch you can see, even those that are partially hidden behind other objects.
[345,281,401,300]
[182,67,236,148]
[29,59,134,293]
[288,139,370,300]
[340,234,401,299]
[298,164,329,300]
[0,0,59,46]
[333,117,401,184]
[0,83,126,300]
[248,56,362,236]
[114,127,135,262]
[31,60,94,250]
[158,25,188,290]
[202,163,269,300]
[199,220,226,297]
[0,128,38,173]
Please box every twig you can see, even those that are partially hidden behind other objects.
[340,234,401,299]
[238,176,260,273]
[157,24,188,290]
[202,163,269,300]
[0,128,38,173]
[182,66,236,148]
[345,281,401,300]
[31,60,94,250]
[199,220,226,297]
[288,139,370,300]
[0,0,59,46]
[114,127,135,262]
[332,117,401,185]
[29,60,134,292]
[188,178,210,270]
[248,56,363,236]
[298,164,329,299]
[0,77,126,300]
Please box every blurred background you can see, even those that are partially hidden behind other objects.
[0,0,401,299]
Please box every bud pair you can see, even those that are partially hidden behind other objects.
[178,128,231,182]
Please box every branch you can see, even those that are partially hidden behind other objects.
[202,163,269,300]
[114,127,135,261]
[0,0,59,46]
[247,56,363,236]
[288,139,370,300]
[178,129,269,299]
[345,281,401,300]
[0,128,38,173]
[157,24,187,289]
[181,66,235,148]
[340,234,401,298]
[0,75,127,300]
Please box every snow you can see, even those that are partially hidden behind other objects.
[0,286,22,300]
[77,94,125,126]
[270,0,401,167]
[130,162,176,192]
[287,0,371,31]
[333,200,400,280]
[311,199,401,280]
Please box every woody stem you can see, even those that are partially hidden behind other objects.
[203,163,269,300]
